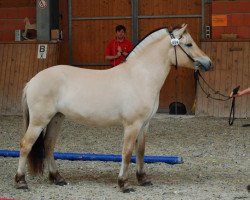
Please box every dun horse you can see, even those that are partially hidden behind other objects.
[15,24,212,192]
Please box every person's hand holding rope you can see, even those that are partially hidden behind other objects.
[230,87,250,98]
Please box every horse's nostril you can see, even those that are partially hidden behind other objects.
[209,61,213,69]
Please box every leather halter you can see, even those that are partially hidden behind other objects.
[169,32,195,69]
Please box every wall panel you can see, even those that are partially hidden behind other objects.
[72,0,131,17]
[139,0,201,16]
[0,42,59,115]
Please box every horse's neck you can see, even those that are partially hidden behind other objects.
[128,37,172,92]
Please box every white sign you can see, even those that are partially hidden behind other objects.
[37,44,47,59]
[38,0,47,9]
[170,38,180,46]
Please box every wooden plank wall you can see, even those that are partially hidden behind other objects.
[196,41,250,118]
[0,42,59,115]
[70,0,202,113]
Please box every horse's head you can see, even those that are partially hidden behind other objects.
[168,24,212,71]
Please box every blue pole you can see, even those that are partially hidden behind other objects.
[0,150,183,165]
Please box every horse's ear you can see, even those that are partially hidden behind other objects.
[177,24,188,37]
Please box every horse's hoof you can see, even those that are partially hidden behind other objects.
[55,180,67,186]
[15,174,28,189]
[49,171,67,186]
[15,179,29,189]
[136,171,152,186]
[140,180,153,186]
[118,177,132,193]
[122,188,136,193]
[15,181,29,190]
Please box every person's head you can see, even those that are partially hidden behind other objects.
[115,25,126,40]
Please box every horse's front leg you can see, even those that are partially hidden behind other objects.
[118,122,142,193]
[135,123,152,186]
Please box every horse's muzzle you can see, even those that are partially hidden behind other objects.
[194,57,212,71]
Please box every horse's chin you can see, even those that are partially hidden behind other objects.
[194,59,212,72]
[195,64,209,72]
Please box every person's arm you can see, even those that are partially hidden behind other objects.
[105,52,122,61]
[105,42,122,61]
[122,41,133,57]
[230,87,250,97]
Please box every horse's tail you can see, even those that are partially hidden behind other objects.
[22,84,45,176]
[22,84,29,133]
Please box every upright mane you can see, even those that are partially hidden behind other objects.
[127,28,168,60]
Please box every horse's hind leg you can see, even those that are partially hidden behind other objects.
[135,123,152,186]
[44,113,67,186]
[15,125,45,189]
[118,121,142,193]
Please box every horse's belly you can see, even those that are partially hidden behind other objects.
[60,105,122,126]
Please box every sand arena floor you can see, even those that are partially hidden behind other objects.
[0,114,249,199]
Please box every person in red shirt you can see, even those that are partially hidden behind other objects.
[105,25,133,67]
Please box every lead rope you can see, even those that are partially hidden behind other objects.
[228,86,240,125]
[194,70,240,126]
[194,70,231,101]
[228,97,236,125]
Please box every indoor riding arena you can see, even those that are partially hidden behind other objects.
[0,0,249,199]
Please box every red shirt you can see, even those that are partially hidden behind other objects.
[105,38,133,66]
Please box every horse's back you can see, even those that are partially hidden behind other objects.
[25,65,128,125]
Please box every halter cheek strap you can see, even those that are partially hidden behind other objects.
[170,33,179,69]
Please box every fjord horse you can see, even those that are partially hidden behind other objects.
[15,24,212,192]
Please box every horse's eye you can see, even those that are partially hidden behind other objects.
[185,43,193,47]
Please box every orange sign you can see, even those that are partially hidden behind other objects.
[212,15,228,27]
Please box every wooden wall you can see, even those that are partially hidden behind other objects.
[0,42,59,115]
[197,41,250,118]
